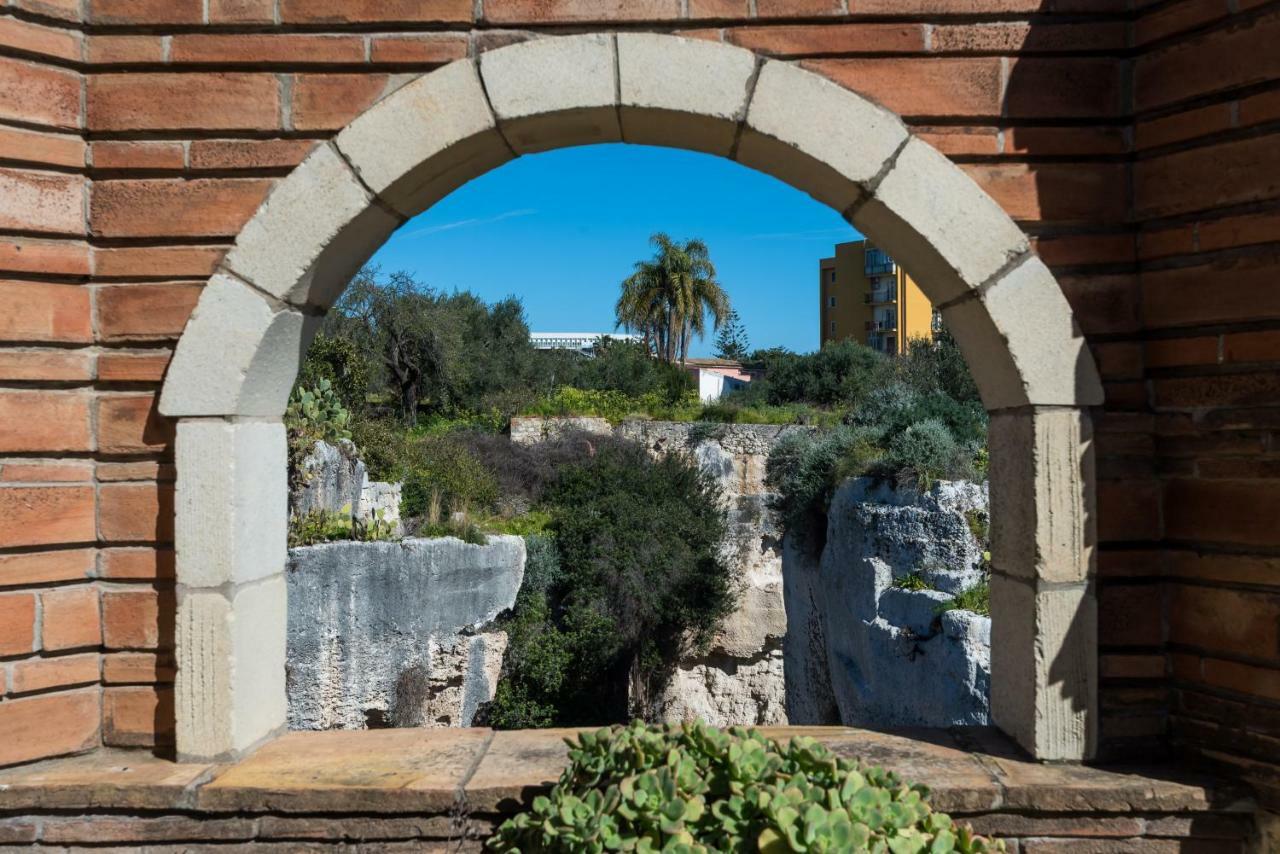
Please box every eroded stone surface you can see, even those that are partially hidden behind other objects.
[0,749,211,811]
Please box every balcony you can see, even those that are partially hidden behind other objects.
[864,291,894,304]
[865,319,897,332]
[864,247,895,276]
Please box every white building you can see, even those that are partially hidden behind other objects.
[529,332,641,356]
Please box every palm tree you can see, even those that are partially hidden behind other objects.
[615,233,730,363]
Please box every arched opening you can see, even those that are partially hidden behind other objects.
[159,32,1101,763]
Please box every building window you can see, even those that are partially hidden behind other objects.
[828,321,836,334]
[827,269,836,283]
[828,296,836,307]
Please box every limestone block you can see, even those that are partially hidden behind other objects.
[988,408,1096,584]
[479,34,620,153]
[878,587,953,636]
[176,420,287,588]
[158,273,319,418]
[176,575,287,762]
[944,258,1103,409]
[616,33,757,155]
[222,144,401,310]
[334,60,513,219]
[854,137,1029,305]
[737,59,908,212]
[990,575,1096,761]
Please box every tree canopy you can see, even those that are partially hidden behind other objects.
[615,233,731,363]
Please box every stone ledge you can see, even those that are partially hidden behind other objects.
[0,727,1253,846]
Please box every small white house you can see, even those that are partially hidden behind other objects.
[683,358,754,403]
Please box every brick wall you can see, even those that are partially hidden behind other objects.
[0,0,1276,792]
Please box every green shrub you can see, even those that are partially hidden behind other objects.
[288,505,396,547]
[765,426,881,552]
[487,721,1001,853]
[892,572,935,592]
[297,333,371,413]
[883,418,966,488]
[399,436,500,522]
[938,580,990,617]
[285,380,354,485]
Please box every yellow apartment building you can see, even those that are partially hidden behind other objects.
[818,240,935,355]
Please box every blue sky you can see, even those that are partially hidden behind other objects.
[367,143,862,357]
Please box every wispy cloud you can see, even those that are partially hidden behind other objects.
[742,227,858,242]
[400,208,538,239]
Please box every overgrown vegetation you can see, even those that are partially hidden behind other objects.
[938,581,991,617]
[288,505,396,548]
[487,721,1001,853]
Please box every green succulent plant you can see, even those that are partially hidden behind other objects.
[287,378,353,445]
[487,721,1001,853]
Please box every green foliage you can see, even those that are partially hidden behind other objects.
[616,233,730,363]
[487,721,1001,853]
[697,401,842,427]
[713,308,750,361]
[883,419,966,488]
[297,333,371,413]
[522,386,706,425]
[288,505,396,548]
[765,426,882,551]
[938,580,990,617]
[736,340,884,409]
[487,444,734,728]
[893,572,935,592]
[398,436,500,523]
[285,379,354,485]
[964,509,989,545]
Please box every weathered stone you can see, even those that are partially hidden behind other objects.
[175,575,287,762]
[291,439,402,535]
[0,749,210,811]
[509,415,612,445]
[198,728,490,813]
[653,645,788,727]
[41,815,256,844]
[738,58,908,212]
[176,419,286,588]
[222,143,401,310]
[617,33,757,155]
[286,537,523,731]
[479,34,619,153]
[463,728,580,813]
[159,273,319,418]
[854,136,1029,306]
[334,60,512,219]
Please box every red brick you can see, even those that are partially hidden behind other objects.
[1145,337,1218,368]
[1102,654,1166,679]
[11,653,100,694]
[961,162,1126,224]
[1165,478,1280,548]
[1141,251,1280,330]
[290,74,391,132]
[757,0,842,15]
[40,586,101,651]
[1136,10,1280,111]
[279,0,471,22]
[1004,58,1123,119]
[1136,0,1228,46]
[0,350,94,382]
[0,549,93,586]
[1171,585,1280,661]
[99,482,174,543]
[103,685,173,746]
[0,281,91,344]
[0,593,36,655]
[0,392,91,453]
[1003,126,1127,157]
[482,0,675,24]
[726,24,925,56]
[1092,341,1142,380]
[806,57,1003,118]
[209,0,276,23]
[1166,551,1280,587]
[100,548,174,580]
[1135,102,1231,151]
[0,690,99,766]
[91,178,272,239]
[1199,657,1280,703]
[92,141,186,171]
[0,16,80,63]
[1097,479,1162,542]
[97,351,171,383]
[93,246,222,280]
[369,35,470,64]
[1138,224,1195,260]
[1238,88,1280,128]
[102,587,165,650]
[89,0,202,24]
[1224,330,1280,363]
[1136,133,1280,220]
[97,461,175,483]
[0,125,84,170]
[688,0,745,17]
[0,461,92,484]
[104,651,174,684]
[1034,232,1135,267]
[170,34,367,65]
[96,283,203,342]
[0,237,91,278]
[11,0,83,22]
[1155,372,1280,408]
[87,35,166,65]
[1055,273,1141,335]
[96,394,173,455]
[0,56,81,131]
[89,73,280,132]
[188,139,318,171]
[1198,458,1280,479]
[913,126,1000,156]
[1197,210,1280,253]
[0,167,85,236]
[933,21,1126,53]
[1098,583,1164,646]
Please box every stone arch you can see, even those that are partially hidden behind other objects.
[159,32,1102,764]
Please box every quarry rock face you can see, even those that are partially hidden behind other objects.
[293,440,402,535]
[286,536,524,730]
[785,477,992,728]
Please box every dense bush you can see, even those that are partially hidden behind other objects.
[487,721,1000,853]
[735,340,884,408]
[764,426,882,551]
[288,505,395,547]
[486,442,734,727]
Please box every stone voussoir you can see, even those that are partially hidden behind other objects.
[334,59,513,220]
[736,58,908,213]
[222,142,402,311]
[478,32,620,153]
[616,32,758,156]
[158,272,318,418]
[854,136,1029,307]
[176,419,286,589]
